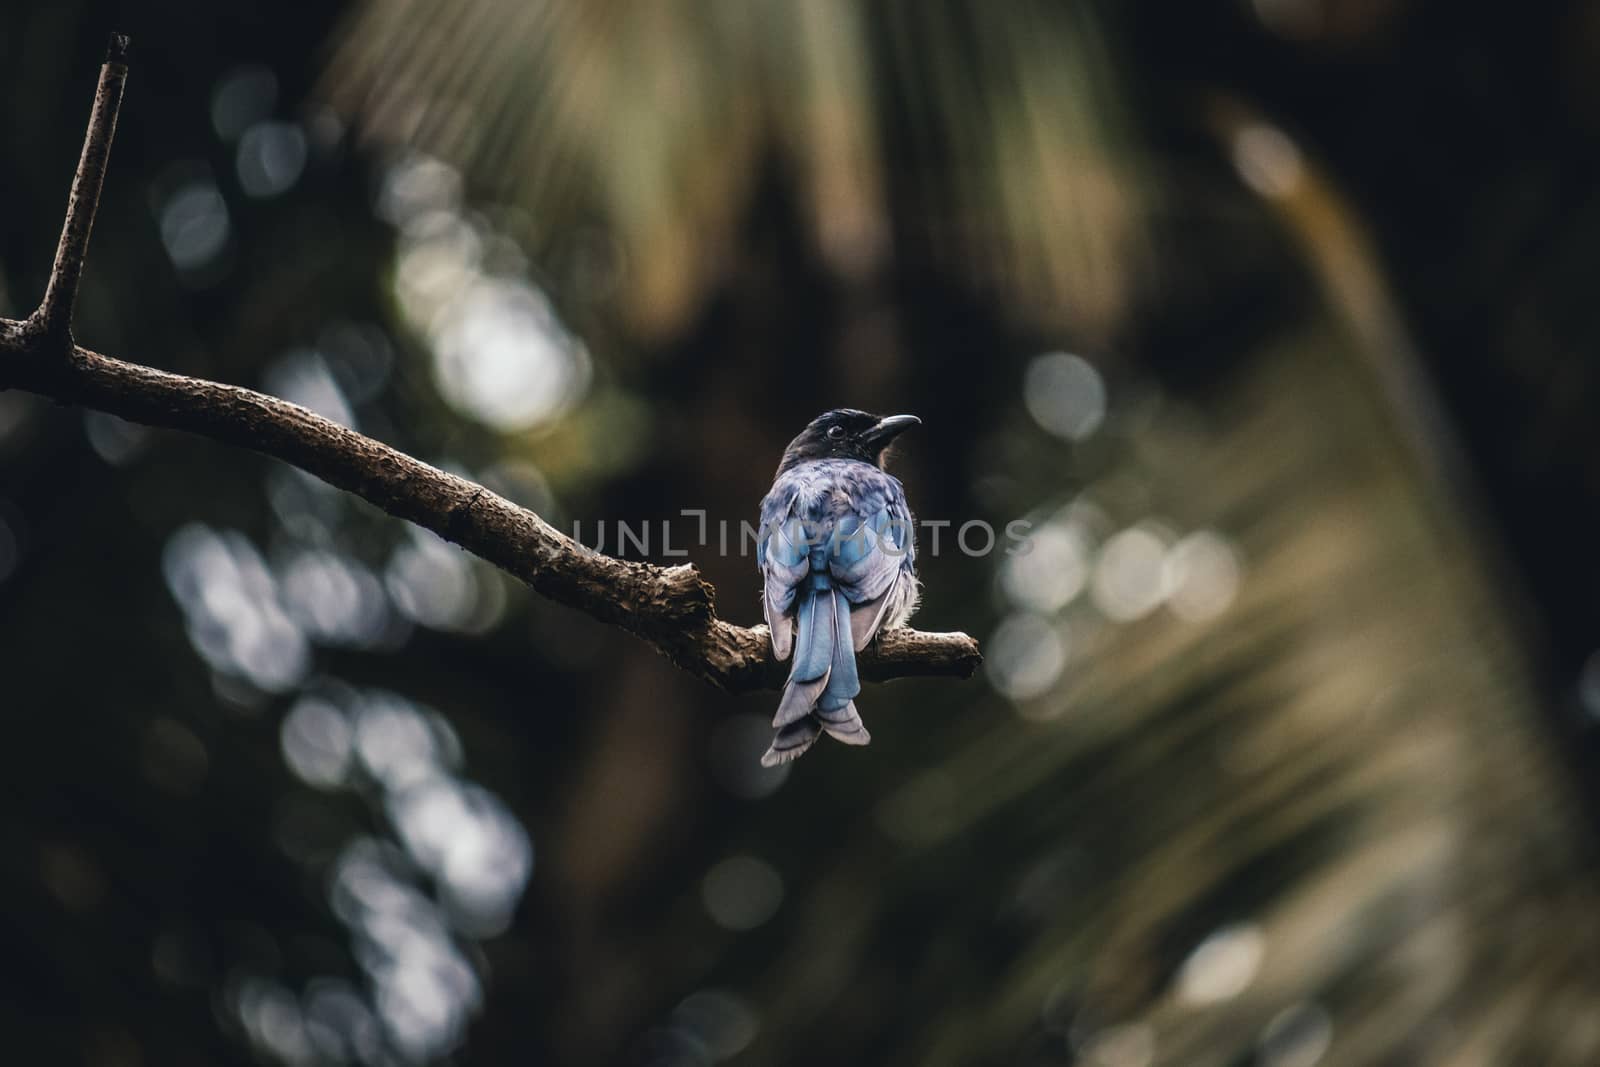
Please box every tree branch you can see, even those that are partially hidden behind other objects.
[26,34,129,352]
[0,34,982,694]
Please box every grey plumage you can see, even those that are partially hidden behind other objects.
[756,411,921,766]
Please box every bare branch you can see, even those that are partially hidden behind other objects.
[0,36,982,694]
[28,33,129,349]
[0,341,982,690]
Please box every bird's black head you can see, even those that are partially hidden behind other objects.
[778,409,921,472]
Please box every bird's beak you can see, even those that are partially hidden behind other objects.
[863,414,921,449]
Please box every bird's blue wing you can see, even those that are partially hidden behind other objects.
[829,473,915,650]
[757,487,809,660]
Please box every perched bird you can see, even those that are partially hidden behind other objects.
[757,410,921,766]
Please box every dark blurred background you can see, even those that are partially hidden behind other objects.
[4,1,1600,1065]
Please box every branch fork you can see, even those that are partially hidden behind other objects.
[20,34,129,358]
[0,34,983,694]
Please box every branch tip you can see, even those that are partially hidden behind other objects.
[35,28,130,345]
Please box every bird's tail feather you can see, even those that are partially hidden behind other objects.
[772,671,829,728]
[769,579,869,755]
[817,588,867,743]
[816,700,870,745]
[773,589,832,727]
[761,718,821,766]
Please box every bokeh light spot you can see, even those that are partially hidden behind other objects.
[1077,1022,1155,1067]
[377,154,463,228]
[265,349,356,429]
[431,278,589,432]
[1176,922,1265,1005]
[237,121,308,198]
[988,613,1068,705]
[353,691,449,790]
[387,777,533,936]
[672,990,759,1061]
[1253,0,1324,41]
[1024,352,1107,442]
[1091,526,1170,622]
[328,838,484,1060]
[159,181,231,272]
[211,65,278,140]
[84,411,150,466]
[162,524,310,692]
[702,855,784,931]
[1163,530,1242,622]
[277,548,391,647]
[1232,123,1304,199]
[1577,649,1600,722]
[39,842,104,913]
[385,527,485,632]
[1000,520,1091,613]
[303,978,382,1064]
[281,697,354,789]
[1259,1001,1334,1067]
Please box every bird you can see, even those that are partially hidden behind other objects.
[756,409,921,766]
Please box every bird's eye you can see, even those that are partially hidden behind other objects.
[827,426,847,441]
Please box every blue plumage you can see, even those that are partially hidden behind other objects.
[756,411,921,766]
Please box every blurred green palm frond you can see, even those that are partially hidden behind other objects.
[325,0,1143,340]
[720,317,1600,1067]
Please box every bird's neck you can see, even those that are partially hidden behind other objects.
[777,452,884,476]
